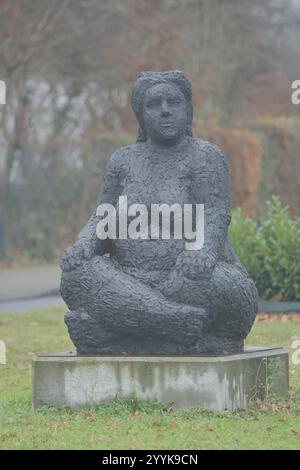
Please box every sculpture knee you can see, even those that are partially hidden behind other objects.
[211,262,258,339]
[60,256,109,310]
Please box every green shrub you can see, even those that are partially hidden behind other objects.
[229,196,300,300]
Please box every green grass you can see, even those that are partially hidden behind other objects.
[0,307,300,450]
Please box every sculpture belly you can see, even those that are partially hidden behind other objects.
[111,237,185,273]
[112,181,193,273]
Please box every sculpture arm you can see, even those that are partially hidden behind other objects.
[75,150,122,256]
[173,142,231,280]
[198,142,231,260]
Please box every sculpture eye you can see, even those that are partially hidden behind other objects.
[147,99,160,108]
[168,97,181,106]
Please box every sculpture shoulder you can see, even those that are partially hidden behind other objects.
[106,144,139,173]
[107,143,142,172]
[192,138,229,174]
[194,138,226,160]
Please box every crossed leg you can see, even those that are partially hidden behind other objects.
[60,255,257,354]
[158,260,258,343]
[60,255,209,353]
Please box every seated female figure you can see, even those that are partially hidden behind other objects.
[60,70,258,355]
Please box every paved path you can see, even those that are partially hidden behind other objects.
[0,265,61,301]
[0,265,65,312]
[0,295,65,313]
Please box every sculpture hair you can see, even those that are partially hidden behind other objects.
[131,70,193,143]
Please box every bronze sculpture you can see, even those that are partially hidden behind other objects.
[60,70,258,355]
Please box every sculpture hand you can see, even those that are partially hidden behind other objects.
[60,240,94,271]
[175,249,217,280]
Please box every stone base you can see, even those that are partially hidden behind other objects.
[32,347,289,412]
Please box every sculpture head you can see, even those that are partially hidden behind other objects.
[131,70,193,144]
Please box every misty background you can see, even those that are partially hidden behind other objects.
[0,0,300,265]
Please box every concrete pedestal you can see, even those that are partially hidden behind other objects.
[32,346,289,412]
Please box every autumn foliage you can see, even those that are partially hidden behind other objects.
[0,0,299,263]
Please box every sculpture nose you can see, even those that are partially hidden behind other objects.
[161,101,171,116]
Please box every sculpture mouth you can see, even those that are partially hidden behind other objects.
[160,122,173,128]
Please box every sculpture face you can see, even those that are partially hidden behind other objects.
[143,83,188,144]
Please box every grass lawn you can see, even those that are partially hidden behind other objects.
[0,307,300,450]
